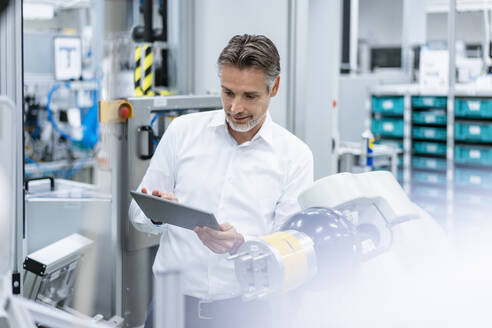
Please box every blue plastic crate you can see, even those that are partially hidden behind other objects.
[413,185,445,200]
[371,119,404,137]
[412,110,446,125]
[455,122,492,143]
[372,96,404,115]
[413,141,447,155]
[413,171,446,185]
[455,168,492,189]
[376,140,403,151]
[412,157,447,170]
[412,96,447,109]
[415,201,446,217]
[455,145,492,166]
[455,192,492,208]
[455,98,492,118]
[412,126,447,141]
[398,155,403,167]
[454,206,490,223]
[397,168,403,182]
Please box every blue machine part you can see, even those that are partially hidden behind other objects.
[46,82,99,149]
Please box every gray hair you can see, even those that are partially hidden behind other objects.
[217,34,281,90]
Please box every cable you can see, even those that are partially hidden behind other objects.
[24,153,91,180]
[45,83,74,142]
[24,156,42,171]
[45,81,100,149]
[150,112,168,147]
[64,152,91,179]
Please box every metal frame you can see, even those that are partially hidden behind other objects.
[402,92,412,194]
[446,0,456,231]
[286,0,297,134]
[5,295,111,328]
[0,0,24,295]
[349,0,359,73]
[168,0,194,94]
[99,95,221,326]
[0,96,15,284]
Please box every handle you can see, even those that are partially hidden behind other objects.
[25,176,55,192]
[137,125,155,160]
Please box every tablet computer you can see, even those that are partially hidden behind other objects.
[130,190,220,230]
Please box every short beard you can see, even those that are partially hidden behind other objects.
[225,111,267,133]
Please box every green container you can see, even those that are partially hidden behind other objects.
[376,140,403,151]
[455,168,492,189]
[454,206,489,222]
[455,192,492,208]
[455,145,492,166]
[412,110,447,125]
[413,171,446,185]
[415,201,446,218]
[412,96,447,109]
[372,96,404,115]
[397,168,403,182]
[455,122,492,143]
[412,126,447,141]
[371,119,404,138]
[455,98,492,118]
[412,157,447,170]
[413,141,447,155]
[413,185,445,200]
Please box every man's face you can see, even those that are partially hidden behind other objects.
[220,64,279,134]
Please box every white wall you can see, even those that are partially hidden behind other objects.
[359,0,403,46]
[358,0,485,46]
[427,11,484,43]
[193,0,288,128]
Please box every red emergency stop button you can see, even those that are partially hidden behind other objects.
[118,105,131,119]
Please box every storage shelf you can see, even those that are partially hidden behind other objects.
[369,83,492,227]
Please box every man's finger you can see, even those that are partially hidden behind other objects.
[152,190,162,197]
[162,192,179,202]
[141,187,148,194]
[219,222,233,231]
[202,226,236,240]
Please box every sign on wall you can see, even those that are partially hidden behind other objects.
[54,37,82,81]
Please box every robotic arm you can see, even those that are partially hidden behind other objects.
[231,171,423,300]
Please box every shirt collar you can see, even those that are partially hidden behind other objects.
[208,110,274,146]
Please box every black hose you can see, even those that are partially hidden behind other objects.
[143,0,153,42]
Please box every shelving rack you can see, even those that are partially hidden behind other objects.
[367,83,492,229]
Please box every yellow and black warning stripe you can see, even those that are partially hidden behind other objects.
[134,45,144,97]
[143,45,155,96]
[134,44,173,97]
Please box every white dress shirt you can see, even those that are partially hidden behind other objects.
[129,109,313,300]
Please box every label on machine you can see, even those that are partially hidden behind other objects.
[468,101,480,111]
[469,150,481,159]
[382,100,394,110]
[469,126,481,135]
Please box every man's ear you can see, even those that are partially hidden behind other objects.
[269,76,280,97]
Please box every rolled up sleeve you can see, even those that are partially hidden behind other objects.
[129,118,179,234]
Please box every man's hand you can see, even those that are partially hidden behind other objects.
[194,222,245,254]
[141,187,179,225]
[141,187,179,202]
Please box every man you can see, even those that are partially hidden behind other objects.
[130,34,313,328]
